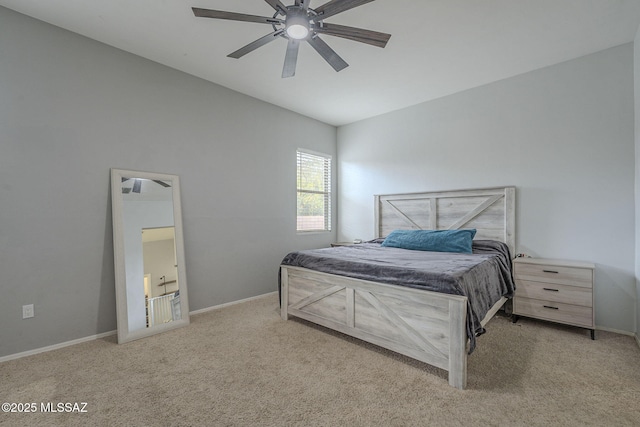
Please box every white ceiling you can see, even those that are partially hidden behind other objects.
[2,0,640,126]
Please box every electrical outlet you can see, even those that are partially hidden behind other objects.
[22,304,34,319]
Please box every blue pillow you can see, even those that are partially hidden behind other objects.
[380,229,477,254]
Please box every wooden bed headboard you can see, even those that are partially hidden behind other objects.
[374,187,516,256]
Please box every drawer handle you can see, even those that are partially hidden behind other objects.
[543,305,559,310]
[543,288,559,292]
[543,270,559,274]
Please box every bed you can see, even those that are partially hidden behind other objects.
[280,187,515,389]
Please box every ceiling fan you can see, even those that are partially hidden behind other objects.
[192,0,391,78]
[121,178,172,194]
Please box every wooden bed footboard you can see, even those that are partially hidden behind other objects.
[280,265,470,389]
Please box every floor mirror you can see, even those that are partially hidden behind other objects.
[111,168,190,343]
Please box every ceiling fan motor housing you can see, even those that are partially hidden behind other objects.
[285,6,311,39]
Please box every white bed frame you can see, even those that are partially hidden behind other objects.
[280,187,515,389]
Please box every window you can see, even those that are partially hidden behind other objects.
[297,149,331,232]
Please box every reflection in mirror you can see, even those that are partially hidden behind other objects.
[111,169,189,343]
[143,226,179,327]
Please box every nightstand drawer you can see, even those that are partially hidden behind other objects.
[514,263,592,288]
[515,279,592,307]
[514,297,593,328]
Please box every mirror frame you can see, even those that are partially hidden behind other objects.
[111,168,190,343]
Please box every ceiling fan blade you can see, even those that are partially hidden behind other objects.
[314,0,375,21]
[192,8,283,25]
[295,0,311,10]
[152,180,171,188]
[314,23,390,48]
[263,0,287,15]
[282,39,300,78]
[228,30,284,59]
[132,179,142,194]
[307,36,348,72]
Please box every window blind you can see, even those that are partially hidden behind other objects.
[297,149,331,232]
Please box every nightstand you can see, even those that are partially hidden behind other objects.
[512,257,595,339]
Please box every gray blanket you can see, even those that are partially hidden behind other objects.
[280,240,515,353]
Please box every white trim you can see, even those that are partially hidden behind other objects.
[595,325,635,336]
[0,330,117,363]
[189,291,277,316]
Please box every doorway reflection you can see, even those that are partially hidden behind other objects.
[142,226,180,327]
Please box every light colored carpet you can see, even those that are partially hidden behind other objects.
[1,293,639,427]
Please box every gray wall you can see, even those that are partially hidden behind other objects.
[0,7,336,358]
[635,29,640,343]
[338,44,636,334]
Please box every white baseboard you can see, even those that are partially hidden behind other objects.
[595,325,635,336]
[0,330,117,364]
[189,291,277,316]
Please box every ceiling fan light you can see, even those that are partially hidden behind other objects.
[285,8,310,40]
[286,24,309,39]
